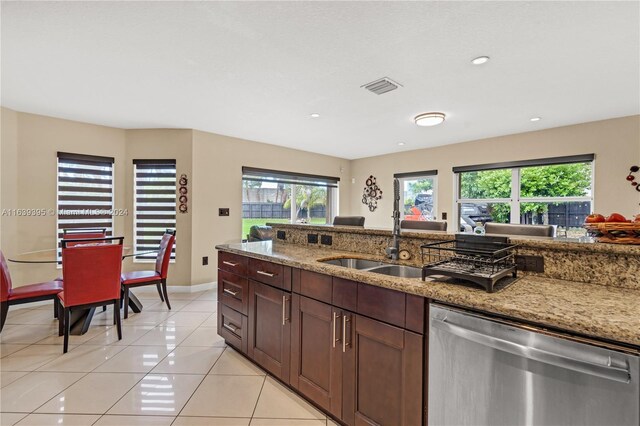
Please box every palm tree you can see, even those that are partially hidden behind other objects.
[284,185,327,221]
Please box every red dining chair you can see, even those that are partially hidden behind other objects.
[121,230,176,319]
[58,237,124,353]
[62,228,107,247]
[1,250,64,333]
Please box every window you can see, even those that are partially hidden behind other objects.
[454,154,594,237]
[133,160,177,262]
[57,152,114,260]
[394,170,438,221]
[241,167,339,238]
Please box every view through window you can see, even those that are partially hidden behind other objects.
[455,155,594,237]
[241,167,339,238]
[395,171,438,221]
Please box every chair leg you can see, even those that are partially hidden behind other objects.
[63,308,71,353]
[0,301,9,333]
[123,287,130,319]
[114,300,122,341]
[58,302,64,336]
[53,298,59,319]
[161,279,171,310]
[103,305,107,312]
[156,282,165,302]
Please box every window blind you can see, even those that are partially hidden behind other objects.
[57,152,115,259]
[242,166,340,188]
[134,159,177,261]
[452,154,595,173]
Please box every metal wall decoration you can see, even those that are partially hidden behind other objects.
[627,165,640,192]
[362,175,383,212]
[178,174,188,213]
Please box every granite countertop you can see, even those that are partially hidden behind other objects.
[216,240,640,348]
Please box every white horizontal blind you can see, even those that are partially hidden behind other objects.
[57,152,115,260]
[134,160,177,262]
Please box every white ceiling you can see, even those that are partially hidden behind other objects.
[2,1,639,160]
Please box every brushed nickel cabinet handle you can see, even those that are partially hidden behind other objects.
[257,270,275,277]
[342,314,351,353]
[282,295,289,325]
[223,288,239,297]
[222,261,238,267]
[332,311,341,348]
[223,322,239,333]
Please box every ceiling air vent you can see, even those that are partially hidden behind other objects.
[361,77,402,95]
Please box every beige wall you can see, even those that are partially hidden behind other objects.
[2,110,127,286]
[124,129,194,286]
[191,130,351,285]
[351,115,640,229]
[1,108,19,253]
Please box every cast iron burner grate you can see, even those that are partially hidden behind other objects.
[420,234,518,293]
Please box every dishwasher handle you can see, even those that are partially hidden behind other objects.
[432,317,632,384]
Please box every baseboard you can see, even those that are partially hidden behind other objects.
[133,281,217,294]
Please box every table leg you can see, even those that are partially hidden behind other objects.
[128,290,143,313]
[69,307,96,335]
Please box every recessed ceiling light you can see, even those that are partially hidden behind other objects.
[530,117,541,122]
[471,56,490,65]
[310,113,320,118]
[398,142,405,146]
[414,112,446,127]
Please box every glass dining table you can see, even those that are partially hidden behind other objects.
[8,247,158,335]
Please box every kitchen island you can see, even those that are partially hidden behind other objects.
[215,229,639,426]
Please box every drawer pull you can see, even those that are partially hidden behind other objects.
[222,261,239,267]
[223,288,239,297]
[223,322,239,333]
[257,270,276,278]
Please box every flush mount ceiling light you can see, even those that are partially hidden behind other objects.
[471,56,490,65]
[398,142,405,146]
[414,112,446,127]
[310,113,320,118]
[530,117,541,122]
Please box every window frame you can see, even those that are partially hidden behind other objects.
[56,152,116,264]
[133,159,177,264]
[394,170,438,221]
[454,155,595,232]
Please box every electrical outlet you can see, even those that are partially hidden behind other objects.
[516,255,544,273]
[320,235,332,245]
[276,230,286,240]
[202,256,208,266]
[442,212,447,220]
[307,233,319,244]
[218,208,229,216]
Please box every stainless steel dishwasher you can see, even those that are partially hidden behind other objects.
[428,304,639,426]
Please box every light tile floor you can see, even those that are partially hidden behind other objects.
[1,289,339,426]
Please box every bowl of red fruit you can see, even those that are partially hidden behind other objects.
[583,213,640,244]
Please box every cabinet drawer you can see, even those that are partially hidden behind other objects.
[332,277,357,312]
[248,258,291,291]
[357,283,406,329]
[218,251,248,276]
[217,303,248,354]
[218,269,249,315]
[293,269,332,304]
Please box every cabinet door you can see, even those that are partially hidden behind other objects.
[248,280,291,382]
[290,294,342,418]
[342,313,423,426]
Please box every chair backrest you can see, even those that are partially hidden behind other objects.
[61,238,123,307]
[484,223,556,237]
[155,230,176,279]
[63,229,107,247]
[333,216,365,227]
[0,250,13,302]
[400,220,447,232]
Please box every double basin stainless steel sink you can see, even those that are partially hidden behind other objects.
[320,257,423,279]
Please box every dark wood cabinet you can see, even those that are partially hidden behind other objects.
[248,279,291,382]
[290,293,343,418]
[342,313,423,426]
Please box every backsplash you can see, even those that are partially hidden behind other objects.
[268,223,640,290]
